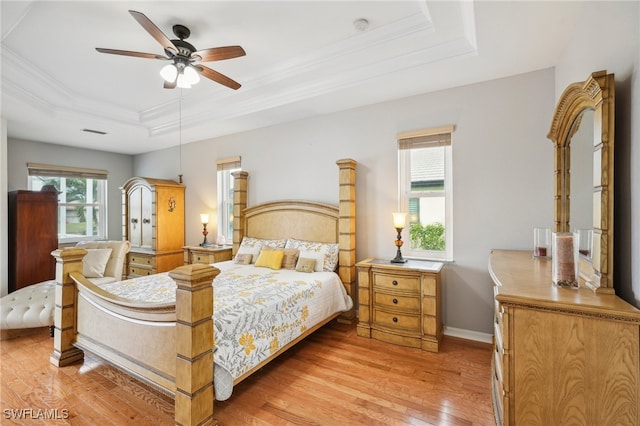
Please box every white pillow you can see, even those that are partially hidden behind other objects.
[234,237,263,264]
[83,248,112,278]
[285,238,338,272]
[298,250,325,273]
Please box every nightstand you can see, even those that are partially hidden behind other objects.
[183,245,233,265]
[356,258,444,352]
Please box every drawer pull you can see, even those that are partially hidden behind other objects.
[142,218,151,224]
[393,317,398,323]
[197,256,201,261]
[392,280,398,286]
[393,298,398,304]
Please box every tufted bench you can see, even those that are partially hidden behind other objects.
[0,281,56,337]
[0,240,130,339]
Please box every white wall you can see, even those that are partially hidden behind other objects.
[554,1,640,307]
[135,68,556,336]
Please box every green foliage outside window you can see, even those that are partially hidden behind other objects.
[409,222,445,251]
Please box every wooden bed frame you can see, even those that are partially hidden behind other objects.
[48,159,356,426]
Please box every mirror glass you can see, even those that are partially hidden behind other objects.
[569,108,594,260]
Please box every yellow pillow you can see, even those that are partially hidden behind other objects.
[255,249,285,270]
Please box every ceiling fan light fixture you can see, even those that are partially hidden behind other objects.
[183,66,200,85]
[160,63,178,82]
[176,73,192,89]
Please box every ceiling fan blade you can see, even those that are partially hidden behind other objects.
[129,10,178,55]
[196,65,242,90]
[96,48,169,60]
[191,46,246,62]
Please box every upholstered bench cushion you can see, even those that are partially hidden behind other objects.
[0,280,56,330]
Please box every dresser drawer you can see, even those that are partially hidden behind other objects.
[374,291,420,311]
[129,253,156,267]
[128,265,154,277]
[373,308,420,331]
[373,272,420,293]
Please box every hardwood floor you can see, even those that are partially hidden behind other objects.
[1,322,494,425]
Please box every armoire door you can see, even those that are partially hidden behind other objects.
[140,185,153,248]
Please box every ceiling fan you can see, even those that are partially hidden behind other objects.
[96,10,245,90]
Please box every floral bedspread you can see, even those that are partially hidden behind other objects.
[99,261,353,400]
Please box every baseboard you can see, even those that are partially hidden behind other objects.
[443,326,493,344]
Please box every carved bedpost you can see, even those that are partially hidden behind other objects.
[337,158,357,324]
[171,264,220,426]
[50,248,85,367]
[232,171,248,256]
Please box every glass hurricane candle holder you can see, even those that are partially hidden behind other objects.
[533,227,551,258]
[552,231,579,289]
[575,229,593,259]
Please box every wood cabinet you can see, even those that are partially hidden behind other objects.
[8,190,58,292]
[183,246,233,265]
[490,249,640,425]
[356,258,444,352]
[121,177,185,278]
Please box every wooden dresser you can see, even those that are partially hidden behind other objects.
[490,249,640,425]
[356,258,444,352]
[183,245,232,265]
[8,190,58,292]
[121,177,185,278]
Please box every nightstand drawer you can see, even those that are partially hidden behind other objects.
[373,273,420,293]
[373,308,420,331]
[190,252,212,264]
[184,246,233,265]
[374,291,420,311]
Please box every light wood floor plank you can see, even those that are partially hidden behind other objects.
[1,322,493,425]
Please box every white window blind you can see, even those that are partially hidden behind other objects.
[216,156,241,171]
[397,125,453,150]
[27,163,108,179]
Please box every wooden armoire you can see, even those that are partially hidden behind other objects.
[121,177,185,278]
[8,190,59,292]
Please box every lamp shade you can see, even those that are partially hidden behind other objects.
[160,64,178,82]
[392,212,407,229]
[183,66,200,85]
[200,214,209,224]
[176,73,191,89]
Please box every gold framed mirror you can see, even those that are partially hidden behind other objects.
[547,71,615,293]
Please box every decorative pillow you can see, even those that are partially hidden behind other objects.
[82,248,113,278]
[255,248,285,270]
[281,249,300,269]
[298,250,325,272]
[285,238,339,272]
[234,237,263,264]
[234,253,253,265]
[295,258,316,273]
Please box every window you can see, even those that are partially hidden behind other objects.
[398,126,453,261]
[27,163,108,243]
[216,156,241,243]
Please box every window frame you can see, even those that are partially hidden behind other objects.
[397,126,454,261]
[27,163,108,244]
[216,156,241,244]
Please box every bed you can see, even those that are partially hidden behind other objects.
[49,159,357,426]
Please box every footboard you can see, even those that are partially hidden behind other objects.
[49,248,220,426]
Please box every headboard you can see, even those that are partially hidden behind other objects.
[230,158,357,323]
[243,200,338,243]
